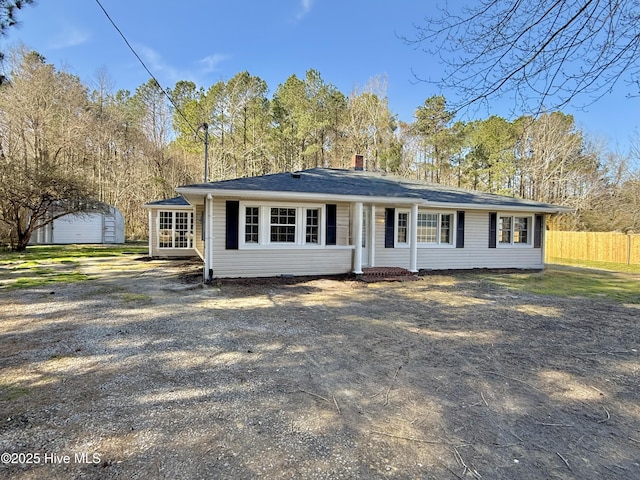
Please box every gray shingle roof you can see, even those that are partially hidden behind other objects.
[144,196,190,207]
[178,168,568,211]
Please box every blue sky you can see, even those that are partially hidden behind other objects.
[3,0,638,153]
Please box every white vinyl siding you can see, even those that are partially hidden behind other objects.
[212,199,352,277]
[418,211,542,269]
[374,208,543,270]
[180,198,545,275]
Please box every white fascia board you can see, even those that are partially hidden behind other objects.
[142,204,193,210]
[422,201,574,214]
[175,187,572,213]
[174,187,421,206]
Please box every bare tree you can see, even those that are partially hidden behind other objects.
[0,0,34,83]
[0,48,96,250]
[408,0,640,113]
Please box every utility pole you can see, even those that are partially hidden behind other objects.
[197,123,209,182]
[201,122,209,182]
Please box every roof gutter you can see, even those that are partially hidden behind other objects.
[174,187,573,214]
[175,187,421,206]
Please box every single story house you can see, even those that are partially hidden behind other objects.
[31,203,125,245]
[145,156,571,280]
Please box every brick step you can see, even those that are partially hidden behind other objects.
[360,267,420,283]
[362,267,415,276]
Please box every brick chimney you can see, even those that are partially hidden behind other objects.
[351,154,364,171]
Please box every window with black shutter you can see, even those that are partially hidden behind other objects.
[488,212,497,248]
[385,208,395,248]
[456,211,465,248]
[225,200,239,250]
[326,204,337,245]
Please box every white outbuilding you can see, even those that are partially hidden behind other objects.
[31,204,125,245]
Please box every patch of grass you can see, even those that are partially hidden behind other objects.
[547,257,640,274]
[7,271,93,290]
[1,385,30,401]
[121,292,152,303]
[487,267,640,304]
[0,243,148,264]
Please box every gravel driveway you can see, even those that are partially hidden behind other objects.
[1,256,639,479]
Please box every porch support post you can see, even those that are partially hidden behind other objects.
[369,204,376,267]
[148,210,153,257]
[409,203,418,273]
[353,201,363,275]
[203,194,214,282]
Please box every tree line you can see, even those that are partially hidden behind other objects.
[0,47,638,250]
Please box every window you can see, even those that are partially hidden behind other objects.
[159,211,173,248]
[440,214,452,244]
[499,216,512,244]
[174,212,192,248]
[417,212,453,245]
[270,207,296,243]
[240,204,325,247]
[417,213,437,243]
[306,208,319,244]
[397,212,408,244]
[514,217,529,244]
[499,215,531,245]
[245,207,259,244]
[158,211,193,249]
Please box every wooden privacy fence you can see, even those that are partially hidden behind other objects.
[545,231,640,265]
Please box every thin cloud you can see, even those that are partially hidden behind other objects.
[136,44,227,87]
[51,27,90,49]
[200,54,228,73]
[296,0,314,20]
[136,44,182,84]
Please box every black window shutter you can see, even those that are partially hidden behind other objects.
[385,208,395,248]
[456,211,465,248]
[225,200,239,250]
[326,204,337,245]
[534,214,543,248]
[488,212,497,248]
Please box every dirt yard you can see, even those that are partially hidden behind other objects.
[1,256,639,479]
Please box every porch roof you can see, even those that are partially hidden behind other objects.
[143,196,191,208]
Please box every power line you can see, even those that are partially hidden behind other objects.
[94,0,205,141]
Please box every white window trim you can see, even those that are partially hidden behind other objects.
[497,214,533,247]
[157,210,194,249]
[239,201,326,249]
[395,209,410,248]
[416,210,456,248]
